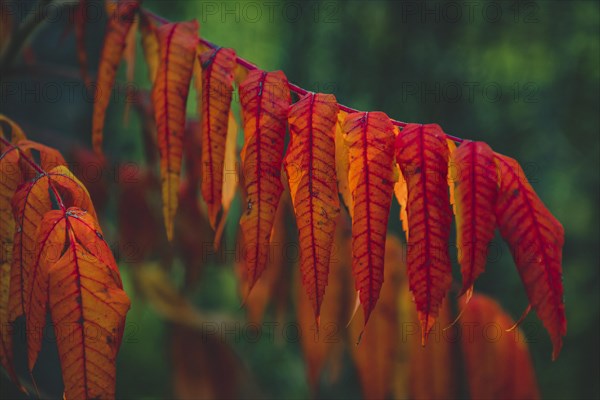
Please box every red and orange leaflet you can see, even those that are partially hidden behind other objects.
[238,70,291,293]
[152,20,199,241]
[395,123,453,343]
[343,111,396,326]
[494,152,565,359]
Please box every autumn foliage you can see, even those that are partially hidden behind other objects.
[0,118,129,398]
[0,0,568,398]
[90,6,566,354]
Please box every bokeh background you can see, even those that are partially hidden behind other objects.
[0,0,598,399]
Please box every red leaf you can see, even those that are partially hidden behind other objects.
[0,147,21,264]
[199,47,237,229]
[140,10,160,83]
[39,208,129,399]
[342,111,396,326]
[9,166,96,323]
[284,92,340,322]
[451,141,498,298]
[152,20,199,241]
[91,0,139,154]
[0,262,23,393]
[350,235,405,400]
[395,123,452,343]
[238,69,291,293]
[460,294,540,399]
[494,152,565,359]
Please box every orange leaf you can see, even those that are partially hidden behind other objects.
[409,299,457,399]
[392,126,409,240]
[91,0,139,154]
[170,324,248,399]
[123,14,138,84]
[284,92,340,322]
[459,294,540,399]
[140,11,160,83]
[0,147,21,264]
[213,111,239,250]
[343,111,396,326]
[0,115,27,144]
[16,139,66,175]
[446,138,457,206]
[0,262,23,393]
[451,141,498,298]
[9,174,52,322]
[394,166,409,239]
[334,111,352,217]
[350,235,404,400]
[395,123,452,343]
[238,69,291,292]
[40,208,130,399]
[296,214,351,391]
[238,194,291,324]
[152,20,199,241]
[9,166,96,322]
[26,210,66,370]
[494,152,565,359]
[200,47,237,229]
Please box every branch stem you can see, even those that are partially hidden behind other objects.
[142,8,464,143]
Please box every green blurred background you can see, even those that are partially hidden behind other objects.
[0,0,598,399]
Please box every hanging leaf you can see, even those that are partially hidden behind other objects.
[0,117,128,397]
[494,152,565,359]
[297,214,351,391]
[451,141,498,298]
[9,176,51,322]
[284,92,340,323]
[392,126,409,240]
[40,208,129,399]
[91,0,139,154]
[334,110,352,217]
[343,111,396,326]
[213,111,239,250]
[395,123,452,343]
[446,138,457,206]
[140,11,160,83]
[0,115,27,144]
[460,294,540,399]
[16,139,66,174]
[170,324,249,399]
[350,235,404,400]
[0,147,21,264]
[199,47,237,229]
[0,262,23,392]
[25,209,66,370]
[409,299,457,399]
[152,20,199,241]
[394,165,409,239]
[123,14,138,84]
[238,69,291,293]
[238,194,291,325]
[9,166,96,323]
